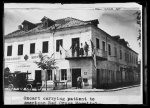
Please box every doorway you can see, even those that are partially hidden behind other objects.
[35,70,42,83]
[72,38,80,57]
[72,68,81,87]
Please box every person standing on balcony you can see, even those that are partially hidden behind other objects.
[84,42,89,56]
[79,43,84,57]
[74,43,79,57]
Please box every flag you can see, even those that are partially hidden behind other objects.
[59,45,68,57]
[59,45,63,55]
[90,40,97,70]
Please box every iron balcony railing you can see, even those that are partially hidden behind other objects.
[65,48,107,59]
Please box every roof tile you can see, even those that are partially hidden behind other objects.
[5,17,90,38]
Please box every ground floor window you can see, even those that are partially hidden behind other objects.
[47,70,52,80]
[61,69,67,81]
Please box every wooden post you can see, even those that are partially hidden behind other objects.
[46,70,47,91]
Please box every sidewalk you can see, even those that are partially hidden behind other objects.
[41,84,141,92]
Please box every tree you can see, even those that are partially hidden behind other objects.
[134,11,141,47]
[34,51,58,90]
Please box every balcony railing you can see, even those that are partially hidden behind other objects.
[95,49,107,59]
[65,48,107,60]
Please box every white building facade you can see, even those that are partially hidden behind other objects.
[4,17,139,89]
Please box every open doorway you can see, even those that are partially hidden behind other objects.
[72,68,81,87]
[35,70,42,83]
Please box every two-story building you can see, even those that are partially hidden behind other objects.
[4,16,139,89]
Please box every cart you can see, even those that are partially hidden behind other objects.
[8,71,42,92]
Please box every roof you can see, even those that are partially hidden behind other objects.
[5,17,96,39]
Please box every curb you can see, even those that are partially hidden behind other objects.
[41,84,141,92]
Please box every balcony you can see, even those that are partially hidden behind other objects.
[95,49,107,60]
[65,49,107,60]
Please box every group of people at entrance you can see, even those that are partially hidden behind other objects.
[72,42,89,57]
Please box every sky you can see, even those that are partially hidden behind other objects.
[4,3,142,60]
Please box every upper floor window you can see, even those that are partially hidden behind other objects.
[7,45,12,56]
[125,52,127,61]
[18,44,23,55]
[129,53,131,63]
[30,43,35,54]
[136,57,138,64]
[108,44,111,55]
[102,41,105,51]
[47,70,52,80]
[56,39,63,52]
[114,47,117,57]
[42,41,48,53]
[96,38,100,49]
[120,50,122,59]
[127,53,129,62]
[61,69,67,80]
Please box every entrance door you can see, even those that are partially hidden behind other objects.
[97,69,100,88]
[72,69,81,87]
[35,70,42,83]
[97,69,103,89]
[72,38,80,57]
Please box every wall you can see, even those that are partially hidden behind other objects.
[4,25,94,89]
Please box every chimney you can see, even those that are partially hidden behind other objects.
[18,25,23,30]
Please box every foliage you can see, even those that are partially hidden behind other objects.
[34,52,57,70]
[134,11,141,46]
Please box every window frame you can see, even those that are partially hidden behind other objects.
[42,41,48,53]
[102,41,105,51]
[96,38,100,49]
[61,69,67,81]
[30,43,35,54]
[47,70,53,81]
[120,49,122,59]
[7,45,12,56]
[56,39,63,52]
[108,44,111,55]
[18,44,23,55]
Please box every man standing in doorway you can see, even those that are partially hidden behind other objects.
[77,76,83,89]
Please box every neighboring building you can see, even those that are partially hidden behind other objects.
[4,16,139,89]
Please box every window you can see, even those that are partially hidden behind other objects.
[120,50,122,59]
[125,52,127,61]
[96,38,100,49]
[18,44,23,55]
[7,45,12,56]
[108,44,111,55]
[44,21,48,27]
[127,53,129,62]
[134,56,135,64]
[131,54,132,63]
[61,69,67,80]
[47,70,52,80]
[24,25,28,31]
[129,53,131,63]
[102,41,105,51]
[42,41,48,53]
[56,39,63,52]
[30,43,35,54]
[114,47,117,57]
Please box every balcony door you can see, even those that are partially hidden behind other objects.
[72,38,79,57]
